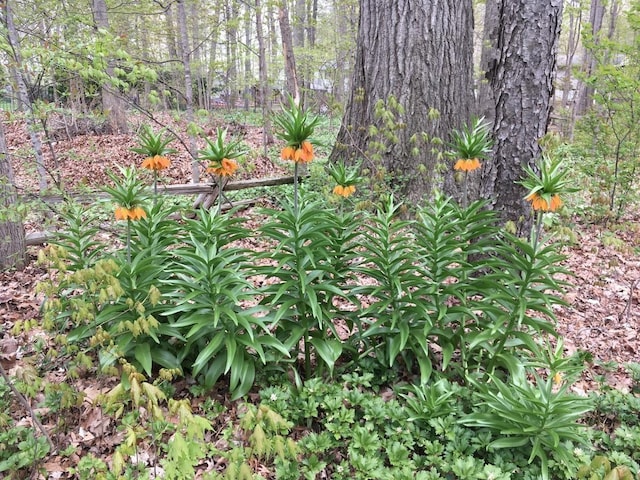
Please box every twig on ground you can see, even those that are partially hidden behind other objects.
[0,362,55,453]
[621,277,640,321]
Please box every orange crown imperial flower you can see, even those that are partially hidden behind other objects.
[453,158,481,172]
[115,206,147,221]
[333,184,356,198]
[207,157,239,177]
[142,155,171,171]
[525,192,563,212]
[281,141,314,164]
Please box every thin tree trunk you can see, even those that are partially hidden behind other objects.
[294,0,305,48]
[307,0,317,48]
[0,120,26,270]
[92,0,128,134]
[190,0,204,110]
[574,0,604,117]
[561,7,581,108]
[163,3,179,110]
[607,0,620,41]
[225,0,239,108]
[256,0,274,150]
[244,5,252,111]
[2,0,48,192]
[330,0,351,105]
[278,0,300,103]
[177,0,199,182]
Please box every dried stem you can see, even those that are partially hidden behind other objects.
[0,362,55,452]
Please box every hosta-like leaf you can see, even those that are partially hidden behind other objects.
[309,338,343,374]
[134,343,152,376]
[192,334,225,377]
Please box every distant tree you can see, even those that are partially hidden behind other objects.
[176,0,199,182]
[255,0,274,148]
[330,0,474,206]
[92,0,129,134]
[479,0,564,235]
[278,0,300,102]
[574,0,605,117]
[2,0,48,192]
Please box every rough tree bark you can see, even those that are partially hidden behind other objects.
[330,0,474,206]
[479,0,564,235]
[0,120,25,270]
[92,0,129,134]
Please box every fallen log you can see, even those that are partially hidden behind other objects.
[24,198,262,246]
[24,175,300,204]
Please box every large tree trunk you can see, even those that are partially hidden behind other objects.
[92,0,128,134]
[480,0,563,236]
[330,0,474,206]
[0,120,26,271]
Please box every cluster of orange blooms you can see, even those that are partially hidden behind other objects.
[281,141,314,163]
[525,192,563,212]
[114,206,147,221]
[453,158,481,172]
[141,155,171,171]
[206,158,239,177]
[333,184,356,198]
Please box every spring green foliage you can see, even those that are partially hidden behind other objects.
[11,160,639,479]
[447,117,493,161]
[273,95,320,148]
[572,4,640,220]
[0,379,49,477]
[130,126,177,158]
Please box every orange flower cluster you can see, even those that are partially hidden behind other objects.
[525,192,563,212]
[454,158,481,172]
[333,184,356,198]
[142,155,171,171]
[115,206,147,221]
[281,141,314,163]
[207,158,239,177]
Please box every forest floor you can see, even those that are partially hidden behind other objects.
[1,113,640,476]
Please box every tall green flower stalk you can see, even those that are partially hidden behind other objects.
[131,126,176,203]
[274,96,320,214]
[447,117,493,207]
[198,128,246,215]
[520,154,574,250]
